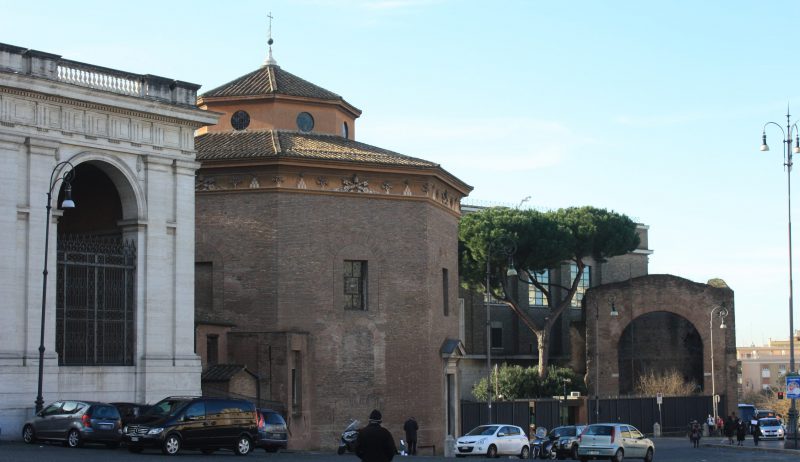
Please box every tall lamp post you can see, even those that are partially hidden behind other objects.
[35,161,76,412]
[709,304,728,424]
[594,297,618,424]
[761,111,798,447]
[485,237,517,424]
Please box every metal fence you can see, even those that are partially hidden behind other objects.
[462,394,727,437]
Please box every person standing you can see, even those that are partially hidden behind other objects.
[689,420,702,448]
[752,421,762,446]
[723,413,736,445]
[706,414,715,436]
[403,417,418,456]
[735,418,747,446]
[715,415,724,436]
[356,410,397,462]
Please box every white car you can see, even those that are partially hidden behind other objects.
[456,424,530,458]
[758,417,785,440]
[577,423,654,462]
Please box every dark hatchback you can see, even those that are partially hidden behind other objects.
[111,402,152,426]
[256,409,288,452]
[123,396,258,456]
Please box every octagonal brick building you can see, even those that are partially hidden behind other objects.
[193,49,471,450]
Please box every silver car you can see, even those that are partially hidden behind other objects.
[758,417,785,440]
[22,400,122,448]
[577,423,654,462]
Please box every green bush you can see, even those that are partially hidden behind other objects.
[472,364,587,401]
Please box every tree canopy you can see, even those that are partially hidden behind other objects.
[459,206,640,377]
[471,364,587,401]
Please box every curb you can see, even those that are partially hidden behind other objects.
[704,442,800,455]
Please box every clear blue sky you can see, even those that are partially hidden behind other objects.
[4,0,799,347]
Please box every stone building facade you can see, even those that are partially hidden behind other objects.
[0,43,217,437]
[193,47,471,450]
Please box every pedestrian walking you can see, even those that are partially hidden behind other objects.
[706,414,715,436]
[715,415,724,436]
[753,421,762,446]
[403,417,418,456]
[736,418,747,446]
[724,414,736,445]
[356,410,397,462]
[689,420,702,448]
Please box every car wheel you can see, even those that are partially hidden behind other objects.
[549,448,558,459]
[128,446,144,453]
[162,433,182,455]
[337,446,347,455]
[234,435,252,456]
[643,448,653,462]
[612,448,623,462]
[520,445,530,459]
[22,425,36,444]
[579,458,589,462]
[487,444,498,458]
[67,429,82,448]
[571,445,578,460]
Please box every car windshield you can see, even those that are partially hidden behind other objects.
[551,427,576,437]
[142,399,190,417]
[583,425,613,436]
[466,425,499,436]
[760,419,780,427]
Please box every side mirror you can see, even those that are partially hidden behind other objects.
[497,432,505,437]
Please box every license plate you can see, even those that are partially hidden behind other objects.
[588,450,599,455]
[98,424,112,430]
[130,437,139,442]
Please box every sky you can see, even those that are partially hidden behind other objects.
[3,0,800,347]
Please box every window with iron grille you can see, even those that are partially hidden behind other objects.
[56,235,136,366]
[344,260,367,310]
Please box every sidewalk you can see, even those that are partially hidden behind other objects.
[700,436,800,455]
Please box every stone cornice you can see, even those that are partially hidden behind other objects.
[0,84,213,128]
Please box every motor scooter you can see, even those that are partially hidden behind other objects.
[337,419,360,455]
[530,427,557,459]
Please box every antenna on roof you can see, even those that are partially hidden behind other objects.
[264,11,278,66]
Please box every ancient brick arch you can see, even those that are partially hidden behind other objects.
[585,274,735,401]
[617,311,703,394]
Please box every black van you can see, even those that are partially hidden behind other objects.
[123,396,258,456]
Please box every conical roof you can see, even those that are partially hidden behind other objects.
[201,64,343,101]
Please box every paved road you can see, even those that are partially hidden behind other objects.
[0,438,798,462]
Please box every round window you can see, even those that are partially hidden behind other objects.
[297,112,314,132]
[231,110,250,131]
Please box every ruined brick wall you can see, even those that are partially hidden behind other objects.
[585,275,735,405]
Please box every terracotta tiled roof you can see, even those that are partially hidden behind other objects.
[195,130,439,168]
[201,65,342,100]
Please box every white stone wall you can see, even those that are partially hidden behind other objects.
[0,49,218,440]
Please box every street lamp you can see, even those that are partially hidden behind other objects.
[709,304,728,424]
[485,236,517,424]
[593,296,618,424]
[35,161,76,412]
[761,110,799,447]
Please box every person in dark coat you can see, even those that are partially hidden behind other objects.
[735,419,747,446]
[723,414,736,445]
[688,420,702,448]
[752,421,762,446]
[356,410,397,462]
[403,417,418,455]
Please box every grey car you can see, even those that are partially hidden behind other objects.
[577,423,653,462]
[22,400,122,448]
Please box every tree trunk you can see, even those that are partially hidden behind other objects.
[538,330,550,378]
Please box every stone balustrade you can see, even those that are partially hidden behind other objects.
[0,42,200,106]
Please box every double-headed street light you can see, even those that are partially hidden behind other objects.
[35,161,76,413]
[761,110,799,447]
[709,304,728,424]
[485,236,516,424]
